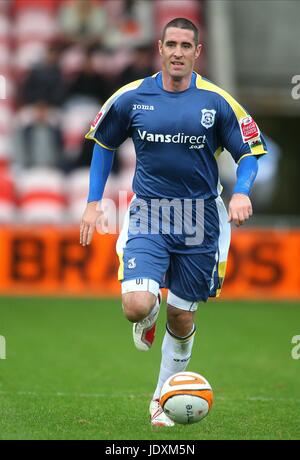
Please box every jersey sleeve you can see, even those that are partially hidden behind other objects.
[85,97,130,150]
[85,79,144,150]
[218,97,268,164]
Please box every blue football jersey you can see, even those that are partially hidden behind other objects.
[86,72,267,200]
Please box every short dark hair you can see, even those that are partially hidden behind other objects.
[162,18,199,45]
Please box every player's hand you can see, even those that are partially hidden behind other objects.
[228,193,253,227]
[80,201,104,246]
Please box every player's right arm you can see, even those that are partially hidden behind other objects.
[80,81,141,246]
[80,143,115,246]
[80,101,125,247]
[80,79,144,245]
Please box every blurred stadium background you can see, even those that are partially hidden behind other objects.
[0,0,300,298]
[0,0,300,440]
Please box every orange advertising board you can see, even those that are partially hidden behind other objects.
[0,226,299,300]
[222,229,300,300]
[0,226,119,296]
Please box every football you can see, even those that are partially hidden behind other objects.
[159,371,213,425]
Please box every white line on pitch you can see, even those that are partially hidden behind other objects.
[0,390,299,403]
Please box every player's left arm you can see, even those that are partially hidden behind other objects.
[228,155,258,227]
[218,97,268,226]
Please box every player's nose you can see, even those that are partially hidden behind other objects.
[173,46,183,57]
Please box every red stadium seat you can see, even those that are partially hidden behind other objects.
[0,106,13,135]
[62,100,100,154]
[0,44,10,72]
[14,41,48,72]
[17,168,66,223]
[14,9,58,43]
[67,168,90,223]
[67,168,119,223]
[0,16,10,42]
[12,0,61,14]
[0,1,10,16]
[0,170,16,222]
[154,0,203,39]
[60,45,87,78]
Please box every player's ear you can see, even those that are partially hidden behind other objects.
[158,40,163,56]
[195,43,202,60]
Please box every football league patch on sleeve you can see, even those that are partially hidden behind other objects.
[239,116,260,143]
[91,108,106,129]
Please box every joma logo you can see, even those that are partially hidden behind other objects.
[133,104,154,111]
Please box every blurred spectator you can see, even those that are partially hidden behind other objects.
[65,51,111,103]
[119,44,155,85]
[250,136,281,212]
[60,98,100,172]
[104,0,154,50]
[20,45,65,107]
[74,137,121,175]
[13,102,63,169]
[218,135,281,212]
[73,138,93,169]
[58,0,108,46]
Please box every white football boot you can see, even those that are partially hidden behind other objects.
[132,291,161,351]
[149,398,175,427]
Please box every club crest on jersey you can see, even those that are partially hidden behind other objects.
[201,109,216,129]
[128,258,136,269]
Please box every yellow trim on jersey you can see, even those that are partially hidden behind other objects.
[216,261,227,298]
[86,136,116,151]
[85,128,97,143]
[237,149,267,164]
[214,146,223,160]
[196,74,268,162]
[103,77,144,107]
[85,78,145,142]
[99,78,144,115]
[218,260,227,279]
[195,74,248,121]
[249,143,267,156]
[117,252,124,281]
[85,129,95,142]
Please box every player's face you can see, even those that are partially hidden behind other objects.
[158,27,202,79]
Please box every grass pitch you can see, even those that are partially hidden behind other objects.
[0,296,300,440]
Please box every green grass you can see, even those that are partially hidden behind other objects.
[0,296,300,440]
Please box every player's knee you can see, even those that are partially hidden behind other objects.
[167,305,195,337]
[122,292,156,322]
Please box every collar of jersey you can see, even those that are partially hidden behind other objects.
[155,71,197,93]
